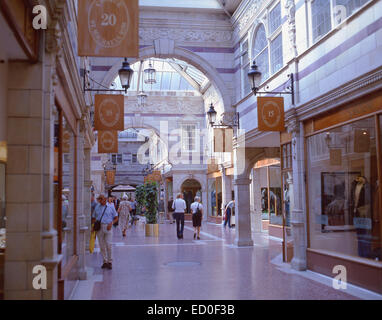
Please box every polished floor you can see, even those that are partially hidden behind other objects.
[72,219,382,300]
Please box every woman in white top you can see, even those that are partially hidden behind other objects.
[118,196,131,237]
[191,196,203,240]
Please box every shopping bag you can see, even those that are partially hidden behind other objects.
[89,228,96,254]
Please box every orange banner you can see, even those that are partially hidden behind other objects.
[78,0,139,57]
[106,170,116,185]
[98,130,118,154]
[94,95,124,131]
[257,97,285,132]
[213,128,233,152]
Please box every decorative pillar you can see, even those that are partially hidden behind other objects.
[250,168,262,232]
[83,147,92,250]
[234,177,253,246]
[289,117,307,270]
[220,165,232,218]
[77,124,88,280]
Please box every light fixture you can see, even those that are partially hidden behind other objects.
[207,103,239,128]
[144,60,157,85]
[118,58,134,92]
[248,59,295,105]
[83,58,133,94]
[137,91,148,107]
[207,103,217,126]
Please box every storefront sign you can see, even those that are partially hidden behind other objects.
[98,130,118,154]
[94,95,124,131]
[106,170,116,185]
[213,128,233,153]
[78,0,139,57]
[257,97,285,132]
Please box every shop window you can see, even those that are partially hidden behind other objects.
[306,116,382,261]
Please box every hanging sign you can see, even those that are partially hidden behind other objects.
[213,128,233,153]
[98,130,118,154]
[257,97,285,132]
[94,95,124,131]
[78,0,139,57]
[106,170,116,185]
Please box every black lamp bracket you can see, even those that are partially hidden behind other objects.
[253,73,295,105]
[83,68,127,94]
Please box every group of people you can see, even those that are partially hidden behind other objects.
[91,193,137,270]
[170,193,204,240]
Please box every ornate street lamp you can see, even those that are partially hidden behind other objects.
[247,59,295,105]
[84,58,134,94]
[207,103,217,126]
[137,91,148,108]
[207,103,239,128]
[144,61,157,85]
[118,58,134,92]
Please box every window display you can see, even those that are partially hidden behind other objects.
[307,116,382,260]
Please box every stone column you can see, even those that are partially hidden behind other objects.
[5,54,60,299]
[234,177,253,246]
[83,147,92,250]
[289,119,307,271]
[221,166,232,217]
[251,168,262,232]
[76,127,88,280]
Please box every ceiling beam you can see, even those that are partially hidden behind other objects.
[167,61,201,92]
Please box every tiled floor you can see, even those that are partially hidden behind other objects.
[72,220,379,300]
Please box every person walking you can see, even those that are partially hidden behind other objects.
[92,194,118,270]
[172,193,187,239]
[191,196,203,240]
[118,195,131,237]
[168,197,175,224]
[224,200,235,229]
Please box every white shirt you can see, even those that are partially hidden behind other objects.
[190,202,203,214]
[172,198,187,213]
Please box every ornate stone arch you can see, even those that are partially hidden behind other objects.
[100,45,232,115]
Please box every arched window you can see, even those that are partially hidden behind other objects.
[253,24,270,82]
[251,2,283,85]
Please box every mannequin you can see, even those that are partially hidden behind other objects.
[350,176,372,258]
